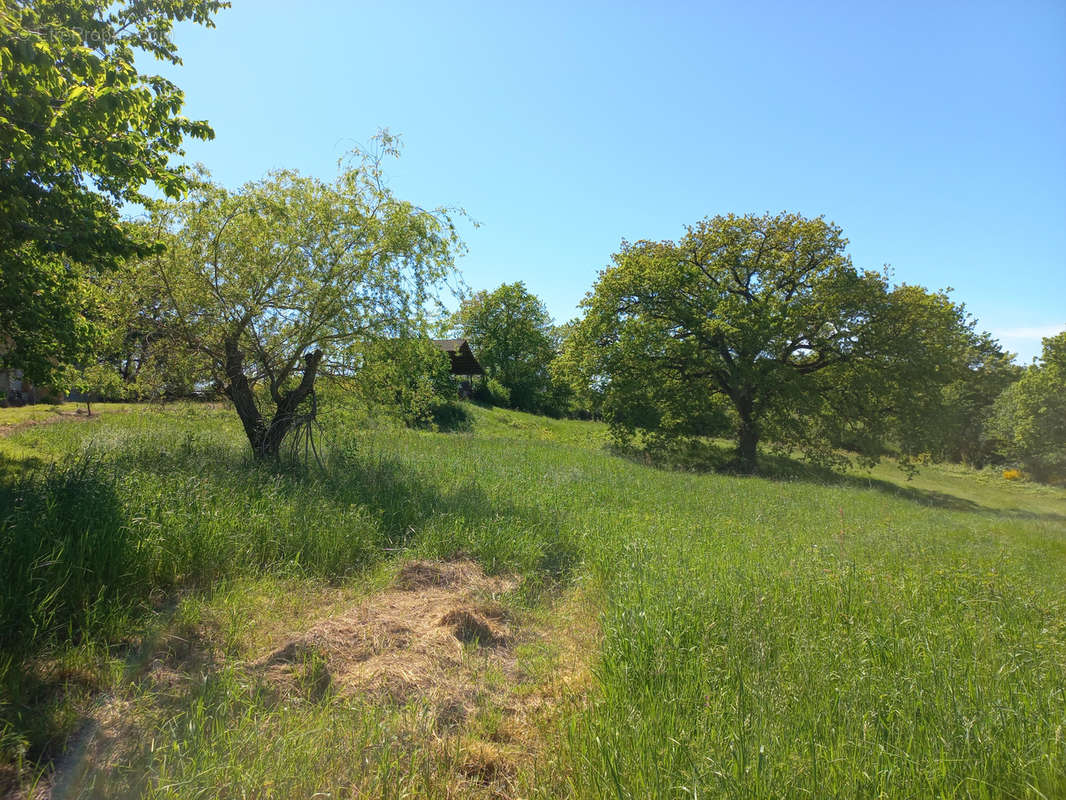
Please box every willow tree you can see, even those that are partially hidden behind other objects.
[559,212,975,473]
[150,135,464,459]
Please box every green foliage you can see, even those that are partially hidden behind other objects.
[561,212,979,472]
[989,331,1066,483]
[937,332,1021,466]
[0,0,227,386]
[342,338,469,431]
[0,252,99,386]
[452,282,560,413]
[92,242,212,399]
[64,360,126,413]
[472,376,511,408]
[57,250,212,406]
[147,133,466,458]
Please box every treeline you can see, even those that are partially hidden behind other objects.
[59,203,1066,481]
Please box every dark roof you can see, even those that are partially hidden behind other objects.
[432,338,484,375]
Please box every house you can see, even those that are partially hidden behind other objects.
[431,339,484,377]
[431,338,483,398]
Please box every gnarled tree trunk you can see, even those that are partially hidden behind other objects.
[223,341,323,460]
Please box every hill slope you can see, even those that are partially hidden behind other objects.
[1,402,1064,798]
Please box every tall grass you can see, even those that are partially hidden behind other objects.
[0,403,1064,797]
[571,506,1066,797]
[0,410,573,659]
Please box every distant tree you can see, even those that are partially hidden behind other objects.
[937,333,1021,467]
[988,331,1066,483]
[0,1,227,387]
[64,361,125,416]
[346,337,464,430]
[560,212,977,473]
[452,282,557,413]
[149,135,465,460]
[539,321,584,417]
[551,319,605,418]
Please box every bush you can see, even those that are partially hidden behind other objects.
[340,339,467,431]
[473,377,511,408]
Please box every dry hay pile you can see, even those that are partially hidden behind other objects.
[254,560,522,728]
[39,560,592,798]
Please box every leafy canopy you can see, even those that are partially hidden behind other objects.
[559,212,977,472]
[149,134,466,458]
[0,0,226,385]
[989,331,1066,483]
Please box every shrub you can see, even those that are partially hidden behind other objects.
[473,377,511,408]
[339,339,466,431]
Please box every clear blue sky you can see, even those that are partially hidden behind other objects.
[146,0,1065,363]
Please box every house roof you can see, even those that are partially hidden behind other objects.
[431,338,484,375]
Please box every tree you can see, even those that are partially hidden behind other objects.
[937,332,1021,467]
[64,360,125,416]
[0,0,227,387]
[89,244,212,399]
[560,212,976,473]
[988,331,1066,483]
[452,282,557,413]
[149,135,465,460]
[346,337,464,430]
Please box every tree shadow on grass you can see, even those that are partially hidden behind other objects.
[615,439,1066,523]
[0,457,145,791]
[309,444,580,580]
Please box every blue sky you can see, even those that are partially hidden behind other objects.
[146,0,1064,363]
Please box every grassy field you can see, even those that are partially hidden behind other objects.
[1,401,1064,798]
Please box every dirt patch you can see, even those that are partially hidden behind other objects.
[439,608,505,646]
[247,560,601,795]
[254,560,518,713]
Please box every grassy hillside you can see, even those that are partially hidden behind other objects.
[1,402,1064,798]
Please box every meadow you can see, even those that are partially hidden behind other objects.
[1,401,1064,798]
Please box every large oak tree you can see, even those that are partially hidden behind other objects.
[558,212,977,473]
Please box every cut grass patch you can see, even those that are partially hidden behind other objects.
[43,559,596,799]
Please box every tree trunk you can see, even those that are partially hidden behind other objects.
[732,389,759,474]
[736,417,758,473]
[223,341,323,461]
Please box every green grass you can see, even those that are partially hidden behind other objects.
[1,401,1064,798]
[0,401,140,427]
